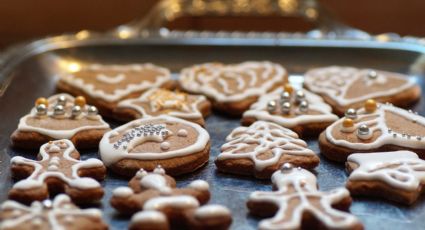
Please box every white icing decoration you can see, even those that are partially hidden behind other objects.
[60,63,171,102]
[131,210,167,224]
[304,66,415,106]
[99,115,210,166]
[242,87,338,128]
[348,151,425,191]
[10,139,104,190]
[17,93,110,139]
[249,168,360,229]
[139,171,172,195]
[325,103,425,149]
[0,194,103,229]
[179,61,287,102]
[143,195,200,211]
[217,121,316,171]
[194,204,231,219]
[177,129,188,137]
[160,142,170,151]
[96,73,125,84]
[113,186,134,198]
[188,180,209,191]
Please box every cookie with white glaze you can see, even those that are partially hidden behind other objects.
[319,100,425,162]
[304,66,420,115]
[99,115,210,177]
[57,63,174,117]
[178,61,288,116]
[0,195,107,230]
[241,85,339,137]
[346,151,425,205]
[247,164,363,230]
[11,94,110,150]
[215,121,319,179]
[9,139,106,205]
[114,88,211,126]
[111,167,232,230]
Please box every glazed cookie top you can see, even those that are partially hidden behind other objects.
[0,195,104,230]
[217,121,316,171]
[59,63,171,102]
[304,66,415,106]
[116,88,208,119]
[99,115,210,166]
[325,100,425,150]
[17,94,109,139]
[347,151,425,191]
[179,61,287,102]
[243,85,338,127]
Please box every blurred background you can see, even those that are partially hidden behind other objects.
[1,0,425,48]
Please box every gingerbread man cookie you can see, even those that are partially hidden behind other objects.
[11,93,110,150]
[9,139,106,204]
[99,115,210,177]
[114,88,211,126]
[179,61,287,116]
[247,164,363,230]
[304,66,420,115]
[242,85,338,136]
[319,100,425,162]
[0,195,107,230]
[57,63,174,117]
[215,121,319,179]
[346,151,425,205]
[111,167,232,230]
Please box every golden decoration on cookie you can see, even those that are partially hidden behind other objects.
[283,83,294,94]
[365,99,377,113]
[35,97,48,106]
[342,118,354,128]
[148,89,188,111]
[75,96,87,107]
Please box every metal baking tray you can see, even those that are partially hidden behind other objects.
[1,31,425,229]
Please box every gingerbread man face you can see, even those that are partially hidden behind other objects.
[115,88,211,126]
[111,167,232,230]
[0,195,107,230]
[346,151,425,204]
[248,164,362,230]
[9,139,106,204]
[215,121,319,178]
[11,93,110,149]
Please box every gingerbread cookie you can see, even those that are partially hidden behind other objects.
[57,63,174,117]
[346,151,425,205]
[11,93,110,150]
[114,88,211,126]
[215,121,319,179]
[247,164,363,230]
[99,115,210,177]
[320,100,425,162]
[9,139,106,204]
[111,167,232,230]
[179,61,287,116]
[242,85,338,136]
[304,66,420,115]
[0,195,107,230]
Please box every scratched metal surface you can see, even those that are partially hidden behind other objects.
[1,38,425,229]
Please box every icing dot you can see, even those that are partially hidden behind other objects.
[47,145,61,153]
[113,187,134,198]
[160,142,170,151]
[177,129,188,137]
[153,165,166,175]
[188,180,209,191]
[135,169,148,179]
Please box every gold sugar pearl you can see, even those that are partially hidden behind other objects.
[35,97,48,106]
[342,118,354,128]
[75,96,86,107]
[365,99,377,113]
[284,84,294,94]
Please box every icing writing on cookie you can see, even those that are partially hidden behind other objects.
[99,115,209,166]
[325,102,425,150]
[17,94,109,139]
[304,66,415,106]
[243,87,338,127]
[348,151,425,191]
[60,63,171,102]
[179,61,287,102]
[117,88,207,119]
[248,165,361,229]
[10,139,104,190]
[217,121,316,171]
[0,195,102,229]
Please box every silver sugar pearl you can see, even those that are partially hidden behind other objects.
[42,200,52,209]
[368,70,378,79]
[299,100,309,113]
[280,91,291,102]
[36,104,47,116]
[281,163,293,173]
[417,136,422,141]
[393,133,397,138]
[57,95,67,106]
[71,105,82,117]
[295,90,305,103]
[87,106,98,116]
[281,102,291,114]
[267,100,277,112]
[345,108,357,120]
[53,104,65,115]
[357,124,370,135]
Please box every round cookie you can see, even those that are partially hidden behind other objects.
[99,115,210,177]
[178,61,288,116]
[304,66,420,115]
[57,63,174,118]
[114,88,211,126]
